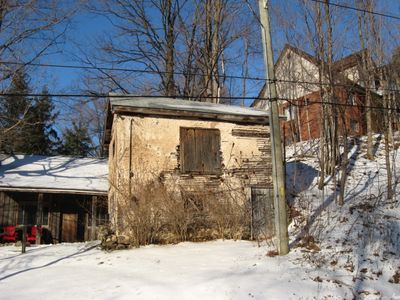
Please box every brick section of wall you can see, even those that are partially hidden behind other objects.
[278,88,372,143]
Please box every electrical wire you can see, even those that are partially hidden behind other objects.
[0,61,266,82]
[0,92,399,112]
[1,60,399,95]
[308,0,400,21]
[1,0,400,113]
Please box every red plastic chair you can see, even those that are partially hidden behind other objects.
[3,226,17,242]
[26,226,42,244]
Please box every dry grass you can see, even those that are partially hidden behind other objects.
[113,179,251,247]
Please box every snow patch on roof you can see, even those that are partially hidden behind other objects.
[0,155,108,193]
[109,95,269,118]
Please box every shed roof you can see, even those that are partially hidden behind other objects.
[109,95,269,119]
[0,155,108,195]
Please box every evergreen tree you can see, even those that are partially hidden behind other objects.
[0,70,59,155]
[24,87,60,155]
[60,121,93,157]
[0,69,31,154]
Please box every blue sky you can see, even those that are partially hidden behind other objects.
[16,0,399,142]
[33,1,400,100]
[42,12,110,91]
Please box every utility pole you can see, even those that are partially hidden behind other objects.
[258,0,289,255]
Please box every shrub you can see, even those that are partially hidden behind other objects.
[112,179,250,247]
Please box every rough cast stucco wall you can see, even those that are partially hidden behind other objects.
[108,114,272,229]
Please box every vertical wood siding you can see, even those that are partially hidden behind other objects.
[0,192,18,226]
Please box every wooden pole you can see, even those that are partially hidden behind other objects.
[91,196,97,240]
[36,193,43,245]
[258,0,289,255]
[21,207,26,254]
[22,225,26,253]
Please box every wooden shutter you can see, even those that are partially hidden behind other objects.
[180,127,221,174]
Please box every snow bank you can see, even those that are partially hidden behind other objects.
[286,134,400,299]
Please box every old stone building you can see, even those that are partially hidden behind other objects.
[103,96,275,242]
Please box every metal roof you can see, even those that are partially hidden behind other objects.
[109,95,270,119]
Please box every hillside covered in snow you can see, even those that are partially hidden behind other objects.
[284,134,400,299]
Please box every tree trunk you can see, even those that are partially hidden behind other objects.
[165,0,176,97]
[357,2,374,160]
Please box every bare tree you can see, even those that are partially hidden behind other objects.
[356,0,375,161]
[87,0,256,103]
[88,0,182,96]
[364,0,394,200]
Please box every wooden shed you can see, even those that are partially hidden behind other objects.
[104,96,275,240]
[0,155,108,243]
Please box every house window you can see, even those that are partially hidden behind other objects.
[350,119,359,133]
[96,205,109,226]
[374,79,381,91]
[180,127,221,175]
[283,107,294,121]
[347,93,356,105]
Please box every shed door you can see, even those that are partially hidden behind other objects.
[62,213,78,242]
[251,188,275,239]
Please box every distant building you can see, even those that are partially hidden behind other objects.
[252,44,383,144]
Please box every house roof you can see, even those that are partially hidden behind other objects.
[276,44,364,72]
[275,44,320,69]
[0,155,108,195]
[252,44,320,108]
[333,49,365,72]
[104,95,271,147]
[252,45,379,108]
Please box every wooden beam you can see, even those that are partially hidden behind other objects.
[0,187,107,196]
[231,128,270,138]
[102,100,114,146]
[36,193,43,245]
[91,196,97,240]
[22,223,26,253]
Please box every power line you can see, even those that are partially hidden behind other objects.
[273,77,400,94]
[283,97,396,112]
[1,60,400,94]
[0,93,259,100]
[309,0,400,21]
[0,92,399,112]
[0,61,267,83]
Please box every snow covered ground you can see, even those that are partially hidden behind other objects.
[0,134,399,299]
[284,134,400,299]
[0,240,371,300]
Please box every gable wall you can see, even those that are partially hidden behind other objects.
[341,66,361,83]
[275,49,320,101]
